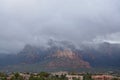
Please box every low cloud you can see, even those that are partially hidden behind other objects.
[0,0,120,53]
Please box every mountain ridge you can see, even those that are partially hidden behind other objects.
[0,41,120,72]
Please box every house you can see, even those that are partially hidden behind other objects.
[66,75,83,80]
[92,75,113,80]
[51,71,68,77]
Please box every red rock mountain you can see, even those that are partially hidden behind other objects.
[46,49,91,69]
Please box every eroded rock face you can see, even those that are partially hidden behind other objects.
[52,49,76,59]
[47,49,91,69]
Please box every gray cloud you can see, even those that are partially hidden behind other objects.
[0,0,120,53]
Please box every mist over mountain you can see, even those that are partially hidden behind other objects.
[0,0,120,72]
[0,40,120,72]
[1,0,120,53]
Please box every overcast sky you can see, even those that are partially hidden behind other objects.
[0,0,120,53]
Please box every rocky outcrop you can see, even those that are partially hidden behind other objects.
[46,49,91,69]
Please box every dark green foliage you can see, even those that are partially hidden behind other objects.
[0,72,7,80]
[0,77,7,80]
[0,72,6,77]
[73,77,80,80]
[10,72,23,80]
[38,72,50,78]
[112,78,120,80]
[83,73,93,80]
[29,72,67,80]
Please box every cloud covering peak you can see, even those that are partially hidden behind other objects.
[0,0,120,53]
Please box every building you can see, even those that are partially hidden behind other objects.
[92,75,113,80]
[19,73,30,80]
[66,75,83,80]
[51,71,68,77]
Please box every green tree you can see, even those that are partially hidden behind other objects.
[0,77,7,80]
[10,72,23,80]
[38,72,50,78]
[73,77,80,80]
[83,73,93,80]
[60,74,67,80]
[112,78,120,80]
[0,72,7,80]
[0,72,6,77]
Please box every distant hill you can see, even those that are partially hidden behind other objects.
[81,42,120,67]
